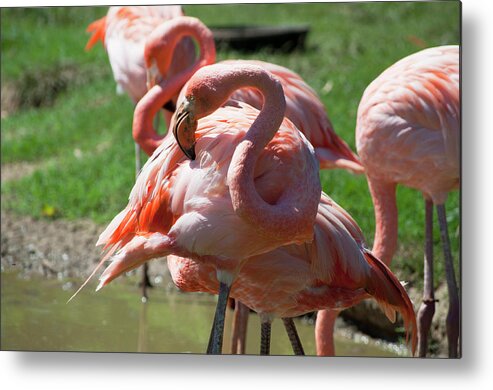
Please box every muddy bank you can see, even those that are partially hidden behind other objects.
[0,210,169,283]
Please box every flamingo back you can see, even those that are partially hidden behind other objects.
[222,60,364,174]
[356,45,459,203]
[86,6,195,103]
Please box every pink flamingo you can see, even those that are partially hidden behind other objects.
[86,6,195,107]
[142,16,363,174]
[316,46,460,357]
[85,5,196,299]
[166,193,417,355]
[139,15,363,352]
[74,63,322,354]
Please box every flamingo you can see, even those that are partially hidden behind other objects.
[138,15,364,353]
[166,193,417,355]
[85,5,196,299]
[142,16,363,174]
[316,46,460,357]
[74,63,322,354]
[86,6,195,107]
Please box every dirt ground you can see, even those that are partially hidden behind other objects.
[0,210,170,283]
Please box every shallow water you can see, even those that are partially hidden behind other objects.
[1,271,407,356]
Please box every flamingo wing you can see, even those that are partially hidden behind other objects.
[165,190,417,353]
[222,59,363,173]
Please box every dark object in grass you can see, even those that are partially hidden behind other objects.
[211,25,310,53]
[2,62,109,115]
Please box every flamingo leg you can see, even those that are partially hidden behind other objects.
[230,301,249,354]
[436,204,460,358]
[206,320,214,353]
[315,309,338,356]
[139,262,152,302]
[206,281,232,354]
[260,319,271,355]
[282,317,305,355]
[417,199,436,357]
[135,141,153,302]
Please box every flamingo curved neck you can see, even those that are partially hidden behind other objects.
[367,177,398,266]
[158,17,216,80]
[134,20,216,156]
[203,67,320,245]
[133,73,189,156]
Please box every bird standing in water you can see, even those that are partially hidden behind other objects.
[137,15,364,353]
[75,63,322,354]
[74,63,417,355]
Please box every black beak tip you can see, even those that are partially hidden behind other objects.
[186,147,196,161]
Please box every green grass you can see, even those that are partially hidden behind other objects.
[1,6,107,81]
[1,3,460,288]
[1,78,137,221]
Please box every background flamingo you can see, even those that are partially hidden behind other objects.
[86,6,195,108]
[143,16,363,174]
[318,45,459,357]
[74,63,322,354]
[85,5,196,299]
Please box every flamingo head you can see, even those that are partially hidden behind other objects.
[144,23,176,90]
[171,64,270,161]
[171,97,198,160]
[170,64,235,160]
[145,58,162,90]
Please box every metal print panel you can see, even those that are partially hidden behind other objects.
[1,1,460,358]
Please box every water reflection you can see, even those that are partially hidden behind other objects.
[1,271,407,356]
[137,302,148,353]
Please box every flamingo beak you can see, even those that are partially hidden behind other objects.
[172,100,197,160]
[146,61,161,90]
[146,60,175,111]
